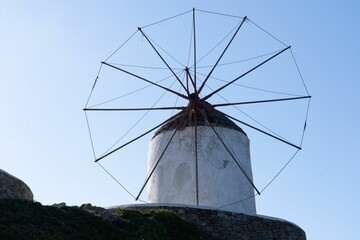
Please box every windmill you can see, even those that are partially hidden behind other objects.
[84,8,311,214]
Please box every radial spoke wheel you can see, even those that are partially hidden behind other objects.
[84,8,311,206]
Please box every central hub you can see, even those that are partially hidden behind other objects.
[189,93,200,110]
[189,92,199,101]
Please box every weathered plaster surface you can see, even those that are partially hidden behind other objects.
[147,126,256,214]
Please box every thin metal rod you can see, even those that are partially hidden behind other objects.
[198,17,247,94]
[212,96,311,107]
[97,162,137,199]
[102,61,188,100]
[84,106,185,111]
[193,8,197,94]
[260,149,300,193]
[186,67,196,92]
[203,46,291,101]
[85,64,102,108]
[138,28,190,96]
[84,112,97,159]
[290,48,310,95]
[136,129,178,200]
[217,109,301,150]
[199,110,261,195]
[186,67,189,91]
[141,9,192,29]
[194,111,199,205]
[196,9,243,19]
[94,112,181,162]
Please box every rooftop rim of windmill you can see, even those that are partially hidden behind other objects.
[154,93,246,137]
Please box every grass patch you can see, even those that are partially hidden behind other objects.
[0,199,213,240]
[0,198,123,240]
[114,208,213,240]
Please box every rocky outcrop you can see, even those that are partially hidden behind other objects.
[0,169,33,200]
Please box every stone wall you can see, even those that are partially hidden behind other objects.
[0,169,33,201]
[119,204,306,240]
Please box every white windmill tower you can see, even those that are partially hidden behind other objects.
[84,8,311,216]
[147,93,256,214]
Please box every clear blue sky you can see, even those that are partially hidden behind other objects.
[1,1,359,239]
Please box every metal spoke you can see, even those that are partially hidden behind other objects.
[136,128,178,200]
[102,61,188,100]
[194,110,199,205]
[94,112,182,162]
[216,109,301,150]
[212,96,311,107]
[186,67,196,92]
[84,106,185,111]
[138,28,190,96]
[203,46,291,101]
[198,110,261,195]
[197,17,247,94]
[193,8,197,94]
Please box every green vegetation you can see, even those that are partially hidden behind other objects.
[0,199,212,240]
[113,208,212,240]
[0,198,123,240]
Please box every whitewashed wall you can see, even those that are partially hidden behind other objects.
[147,126,256,215]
